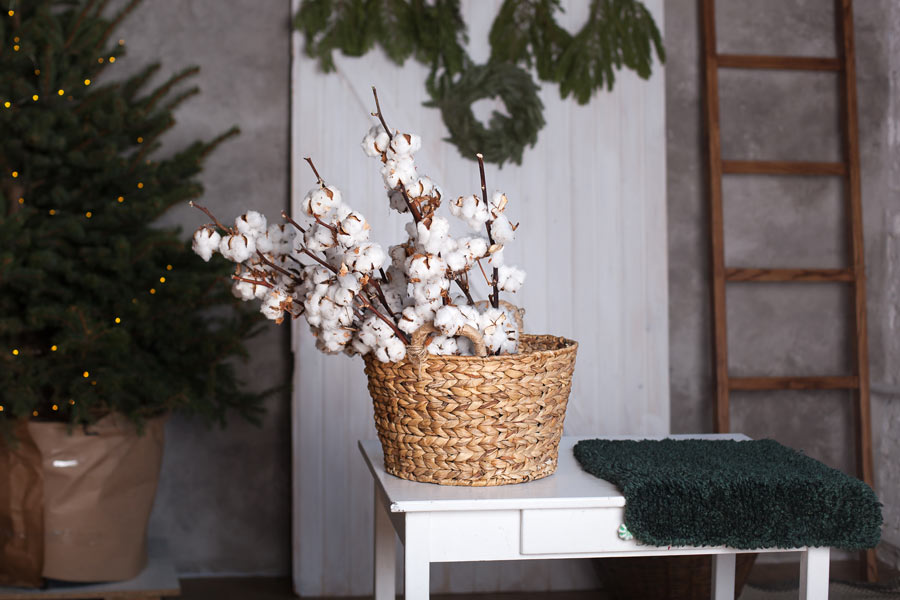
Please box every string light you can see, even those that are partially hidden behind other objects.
[13,37,18,42]
[98,57,104,64]
[34,68,40,75]
[84,79,91,86]
[49,209,56,215]
[108,56,116,63]
[82,371,89,378]
[137,182,144,189]
[0,405,4,413]
[7,9,14,16]
[117,196,124,203]
[69,399,75,405]
[18,197,24,204]
[32,410,38,417]
[57,89,65,96]
[166,264,173,271]
[118,39,125,46]
[3,101,10,108]
[85,211,92,218]
[159,276,166,283]
[13,44,19,51]
[150,288,156,294]
[131,298,137,304]
[114,317,121,324]
[51,404,58,411]
[32,94,38,101]
[11,349,18,356]
[136,136,143,143]
[11,170,18,178]
[91,381,97,386]
[51,345,58,351]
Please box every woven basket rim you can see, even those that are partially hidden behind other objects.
[363,333,577,365]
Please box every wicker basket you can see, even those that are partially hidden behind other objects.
[363,303,577,486]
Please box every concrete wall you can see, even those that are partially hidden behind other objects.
[666,0,900,564]
[111,0,293,576]
[108,0,899,578]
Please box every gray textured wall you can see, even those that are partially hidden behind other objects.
[111,0,293,576]
[666,0,900,563]
[108,0,899,578]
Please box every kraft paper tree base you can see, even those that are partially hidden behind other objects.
[0,420,44,588]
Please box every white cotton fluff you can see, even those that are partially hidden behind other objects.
[445,250,467,273]
[326,283,356,306]
[302,185,342,218]
[306,265,335,286]
[261,289,291,322]
[388,189,410,213]
[461,237,489,262]
[318,328,352,353]
[433,305,478,337]
[304,223,336,252]
[361,125,390,158]
[413,299,440,320]
[450,194,490,230]
[427,335,458,356]
[398,305,425,335]
[337,271,363,293]
[192,226,221,262]
[489,191,508,219]
[375,336,406,363]
[491,214,516,244]
[345,242,386,274]
[219,234,256,263]
[412,279,448,305]
[387,132,422,158]
[381,279,407,313]
[479,307,516,354]
[232,279,269,301]
[389,244,409,270]
[487,246,505,268]
[405,254,446,282]
[235,211,267,237]
[337,212,370,247]
[351,337,373,355]
[405,176,437,199]
[416,217,450,255]
[381,156,417,190]
[497,265,526,293]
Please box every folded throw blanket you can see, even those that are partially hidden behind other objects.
[573,438,882,550]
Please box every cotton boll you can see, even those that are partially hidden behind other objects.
[304,223,336,252]
[491,214,516,244]
[192,226,221,262]
[219,234,256,263]
[487,247,505,268]
[337,211,370,247]
[405,176,434,199]
[456,336,475,356]
[450,195,489,230]
[361,125,390,157]
[497,265,526,293]
[413,298,440,320]
[306,266,335,286]
[327,283,356,306]
[235,211,267,237]
[319,327,352,354]
[433,305,467,336]
[399,306,425,335]
[427,335,458,356]
[381,156,417,190]
[388,189,410,213]
[345,242,386,274]
[445,250,467,273]
[375,336,407,363]
[489,191,508,219]
[389,244,410,270]
[462,237,489,262]
[231,279,259,301]
[337,271,363,293]
[479,307,510,354]
[351,337,373,356]
[261,289,291,323]
[416,217,450,254]
[302,185,342,218]
[388,132,422,158]
[411,278,448,305]
[405,254,446,282]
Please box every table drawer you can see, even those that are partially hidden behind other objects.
[521,507,640,555]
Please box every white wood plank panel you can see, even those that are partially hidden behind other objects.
[291,0,668,594]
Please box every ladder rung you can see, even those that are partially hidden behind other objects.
[717,54,842,71]
[725,268,854,282]
[722,160,847,176]
[730,376,859,391]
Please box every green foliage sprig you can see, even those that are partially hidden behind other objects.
[0,0,266,434]
[294,0,664,165]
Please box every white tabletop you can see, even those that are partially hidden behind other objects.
[359,434,749,513]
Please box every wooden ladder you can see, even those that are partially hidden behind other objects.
[701,0,877,581]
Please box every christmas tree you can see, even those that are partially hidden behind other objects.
[0,0,264,432]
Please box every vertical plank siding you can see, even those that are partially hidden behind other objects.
[291,1,668,594]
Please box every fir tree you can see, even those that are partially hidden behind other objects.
[0,0,264,432]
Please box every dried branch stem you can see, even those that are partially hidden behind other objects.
[477,154,500,309]
[190,201,232,233]
[232,275,273,289]
[281,210,307,234]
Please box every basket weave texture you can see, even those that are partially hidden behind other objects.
[364,333,578,486]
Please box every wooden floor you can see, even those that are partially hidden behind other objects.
[178,560,899,599]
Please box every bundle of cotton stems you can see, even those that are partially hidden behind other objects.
[191,89,526,363]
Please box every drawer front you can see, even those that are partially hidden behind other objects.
[521,507,641,555]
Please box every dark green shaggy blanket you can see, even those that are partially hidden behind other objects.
[573,438,882,550]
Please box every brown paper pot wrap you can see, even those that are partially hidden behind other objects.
[0,419,44,588]
[364,327,577,486]
[28,413,166,582]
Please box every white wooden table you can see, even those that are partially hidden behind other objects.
[360,435,831,600]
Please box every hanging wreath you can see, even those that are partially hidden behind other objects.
[294,0,664,166]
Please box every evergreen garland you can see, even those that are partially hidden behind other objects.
[0,0,266,433]
[294,0,664,165]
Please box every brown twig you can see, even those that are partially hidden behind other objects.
[256,251,301,282]
[475,259,492,287]
[477,153,500,309]
[315,215,338,233]
[232,275,273,289]
[304,156,325,186]
[190,201,232,233]
[371,87,393,141]
[299,247,338,274]
[356,293,410,344]
[367,279,397,320]
[281,210,307,234]
[454,275,475,305]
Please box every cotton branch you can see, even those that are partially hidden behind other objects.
[232,275,273,288]
[477,154,500,309]
[190,201,232,233]
[356,293,410,344]
[371,87,422,223]
[304,156,324,186]
[256,251,301,282]
[281,210,306,234]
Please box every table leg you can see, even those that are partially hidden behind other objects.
[799,547,830,600]
[404,512,430,600]
[712,553,736,600]
[374,488,396,600]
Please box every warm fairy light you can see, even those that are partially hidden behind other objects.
[117,196,124,203]
[137,182,144,189]
[7,9,13,16]
[51,345,58,351]
[32,410,38,416]
[32,94,38,101]
[52,404,58,411]
[0,406,4,412]
[34,68,40,75]
[166,264,173,271]
[108,56,116,63]
[137,136,144,143]
[13,36,18,42]
[132,298,137,304]
[84,79,91,86]
[12,349,19,356]
[114,317,121,324]
[85,211,92,218]
[57,89,64,96]
[98,57,104,63]
[118,39,125,45]
[82,371,89,378]
[159,276,166,283]
[18,197,24,204]
[3,101,10,108]
[91,381,97,386]
[13,44,19,51]
[150,288,156,294]
[49,209,56,215]
[69,399,75,405]
[11,170,18,178]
